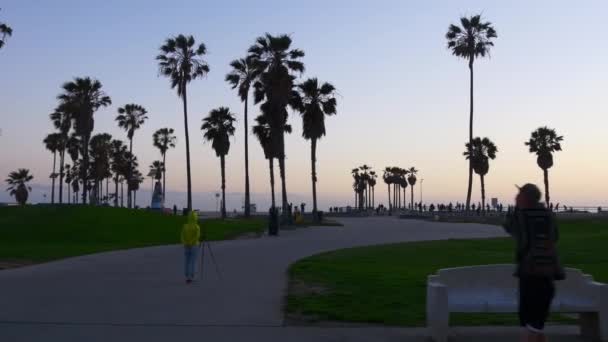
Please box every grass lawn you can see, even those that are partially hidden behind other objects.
[287,218,608,326]
[0,205,266,263]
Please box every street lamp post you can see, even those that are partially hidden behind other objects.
[420,179,424,205]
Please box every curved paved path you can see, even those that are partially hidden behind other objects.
[0,217,581,341]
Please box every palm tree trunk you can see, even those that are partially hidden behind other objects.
[182,85,193,212]
[387,184,391,210]
[480,174,486,214]
[269,158,276,209]
[543,168,550,206]
[120,181,124,207]
[243,96,251,217]
[465,61,474,211]
[278,156,288,217]
[411,186,414,211]
[134,189,137,208]
[162,152,167,206]
[128,138,133,209]
[220,155,227,219]
[310,138,318,219]
[114,176,119,207]
[81,136,89,204]
[58,149,65,204]
[105,177,109,205]
[51,151,57,204]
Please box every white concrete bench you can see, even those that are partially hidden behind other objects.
[426,264,608,341]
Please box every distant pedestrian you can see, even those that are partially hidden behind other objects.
[173,204,177,215]
[503,184,564,342]
[181,211,201,284]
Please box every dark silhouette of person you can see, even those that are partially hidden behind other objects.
[173,204,178,216]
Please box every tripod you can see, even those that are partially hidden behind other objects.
[198,240,222,282]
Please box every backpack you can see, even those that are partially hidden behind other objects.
[518,209,565,280]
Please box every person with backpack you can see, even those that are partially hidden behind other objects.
[181,211,201,284]
[504,183,565,342]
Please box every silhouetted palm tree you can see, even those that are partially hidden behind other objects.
[226,56,260,218]
[5,169,33,205]
[292,78,337,219]
[89,133,113,205]
[43,133,63,204]
[351,168,360,208]
[0,9,12,50]
[157,34,210,212]
[57,77,111,204]
[201,107,236,219]
[249,33,305,217]
[110,139,128,207]
[446,14,497,211]
[525,127,563,206]
[407,167,418,210]
[464,137,497,212]
[369,171,377,208]
[252,114,291,211]
[383,167,392,211]
[153,128,176,202]
[49,103,72,204]
[116,103,148,208]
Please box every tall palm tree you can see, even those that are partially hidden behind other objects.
[201,107,236,219]
[249,33,305,218]
[292,78,337,219]
[57,77,111,204]
[525,127,563,206]
[383,167,392,211]
[0,9,12,50]
[446,15,497,211]
[464,137,497,212]
[50,104,73,204]
[5,169,33,205]
[128,169,144,208]
[359,164,371,209]
[116,104,147,208]
[157,34,210,212]
[407,167,418,210]
[351,168,360,208]
[149,161,164,181]
[43,133,63,204]
[63,164,72,204]
[226,56,259,218]
[369,171,377,209]
[152,128,176,203]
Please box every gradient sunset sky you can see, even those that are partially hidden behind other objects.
[1,0,606,210]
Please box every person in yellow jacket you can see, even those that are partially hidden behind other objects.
[181,211,201,283]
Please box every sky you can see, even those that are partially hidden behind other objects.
[1,0,607,210]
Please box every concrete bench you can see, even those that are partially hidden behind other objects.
[426,264,607,341]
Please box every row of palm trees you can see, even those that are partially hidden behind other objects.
[447,15,564,209]
[157,33,337,221]
[350,165,419,212]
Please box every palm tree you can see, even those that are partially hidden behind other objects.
[201,107,236,219]
[252,114,292,211]
[226,56,260,218]
[50,104,73,204]
[5,169,33,205]
[359,164,371,209]
[383,167,392,211]
[152,128,176,203]
[407,167,418,210]
[249,33,305,218]
[399,174,408,210]
[43,133,63,204]
[446,15,497,211]
[116,104,147,208]
[464,137,497,213]
[292,78,337,219]
[0,9,12,50]
[89,133,113,205]
[149,161,164,181]
[128,169,144,208]
[369,171,377,208]
[63,164,72,204]
[57,77,111,204]
[110,139,128,207]
[157,34,210,212]
[525,127,563,206]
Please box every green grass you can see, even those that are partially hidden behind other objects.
[287,218,608,326]
[0,205,266,262]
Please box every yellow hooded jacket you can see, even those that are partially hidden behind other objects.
[181,211,201,246]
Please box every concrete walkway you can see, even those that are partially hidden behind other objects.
[0,217,583,341]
